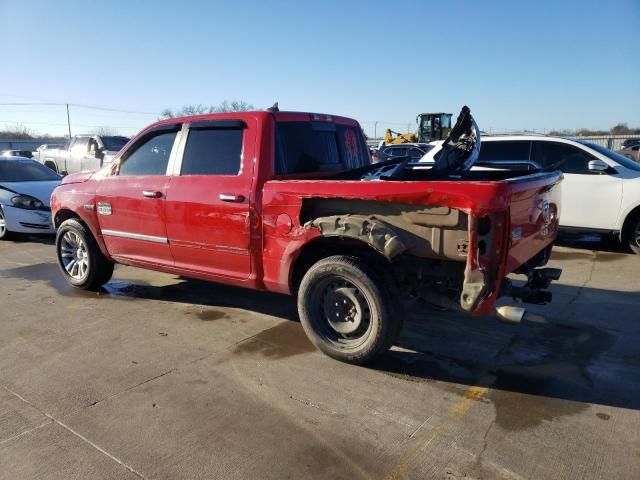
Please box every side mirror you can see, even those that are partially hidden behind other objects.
[588,159,609,173]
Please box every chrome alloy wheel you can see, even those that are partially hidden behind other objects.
[60,231,89,280]
[0,211,6,237]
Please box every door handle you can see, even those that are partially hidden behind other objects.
[142,190,163,198]
[219,193,245,203]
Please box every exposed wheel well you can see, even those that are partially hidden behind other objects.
[290,237,391,294]
[54,209,82,229]
[621,205,640,240]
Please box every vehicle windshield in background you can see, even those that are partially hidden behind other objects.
[275,122,370,174]
[580,141,640,172]
[0,160,62,182]
[102,136,129,151]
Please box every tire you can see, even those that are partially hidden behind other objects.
[297,255,403,365]
[623,213,640,255]
[0,208,13,240]
[55,219,114,289]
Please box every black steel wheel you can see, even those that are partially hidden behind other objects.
[297,255,402,364]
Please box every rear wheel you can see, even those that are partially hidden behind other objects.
[297,255,403,365]
[56,219,114,289]
[624,213,640,254]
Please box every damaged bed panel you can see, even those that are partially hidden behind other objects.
[301,198,468,261]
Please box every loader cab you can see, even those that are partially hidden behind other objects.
[417,113,452,142]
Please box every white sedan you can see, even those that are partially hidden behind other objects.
[0,156,61,239]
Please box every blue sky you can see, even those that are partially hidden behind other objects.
[0,0,638,137]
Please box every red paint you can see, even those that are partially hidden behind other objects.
[51,110,562,314]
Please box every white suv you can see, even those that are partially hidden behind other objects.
[472,135,640,253]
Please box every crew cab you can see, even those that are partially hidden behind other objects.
[50,111,562,364]
[40,134,129,175]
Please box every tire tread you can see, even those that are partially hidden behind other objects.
[297,255,402,365]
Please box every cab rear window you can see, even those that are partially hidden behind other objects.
[275,122,369,174]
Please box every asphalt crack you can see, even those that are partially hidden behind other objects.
[564,251,598,309]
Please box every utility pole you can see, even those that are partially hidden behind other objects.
[66,104,72,140]
[374,121,378,139]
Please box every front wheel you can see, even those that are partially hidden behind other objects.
[0,208,12,240]
[624,213,640,254]
[55,219,114,289]
[297,255,403,365]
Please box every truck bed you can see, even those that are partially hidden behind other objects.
[262,168,562,315]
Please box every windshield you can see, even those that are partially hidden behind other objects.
[580,141,640,172]
[101,136,129,151]
[0,160,62,182]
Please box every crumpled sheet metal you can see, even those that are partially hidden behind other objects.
[306,215,408,259]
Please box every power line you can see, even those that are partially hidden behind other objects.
[0,102,159,115]
[72,104,159,115]
[0,119,144,128]
[0,93,58,102]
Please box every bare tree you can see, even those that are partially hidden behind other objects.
[211,100,254,113]
[550,124,640,136]
[0,123,35,139]
[89,126,119,136]
[159,100,254,119]
[611,123,632,135]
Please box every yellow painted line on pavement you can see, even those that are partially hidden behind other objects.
[383,385,489,480]
[447,386,488,421]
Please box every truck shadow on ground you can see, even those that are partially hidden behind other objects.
[372,288,640,412]
[4,233,55,246]
[0,260,300,322]
[2,251,638,414]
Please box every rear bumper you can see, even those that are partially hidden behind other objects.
[2,205,55,234]
[464,242,559,315]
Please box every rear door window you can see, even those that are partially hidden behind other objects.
[532,141,597,173]
[181,127,243,175]
[408,148,426,160]
[477,141,531,163]
[386,148,407,158]
[275,122,369,174]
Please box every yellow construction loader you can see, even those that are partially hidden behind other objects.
[416,112,453,142]
[383,112,453,145]
[384,129,417,144]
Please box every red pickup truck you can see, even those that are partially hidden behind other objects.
[50,110,562,364]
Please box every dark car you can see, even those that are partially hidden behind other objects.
[372,143,432,163]
[618,144,640,162]
[621,138,640,149]
[0,149,33,158]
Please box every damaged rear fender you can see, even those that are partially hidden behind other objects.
[305,215,409,259]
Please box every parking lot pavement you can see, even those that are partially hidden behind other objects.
[0,235,639,479]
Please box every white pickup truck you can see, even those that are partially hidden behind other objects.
[40,135,129,175]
